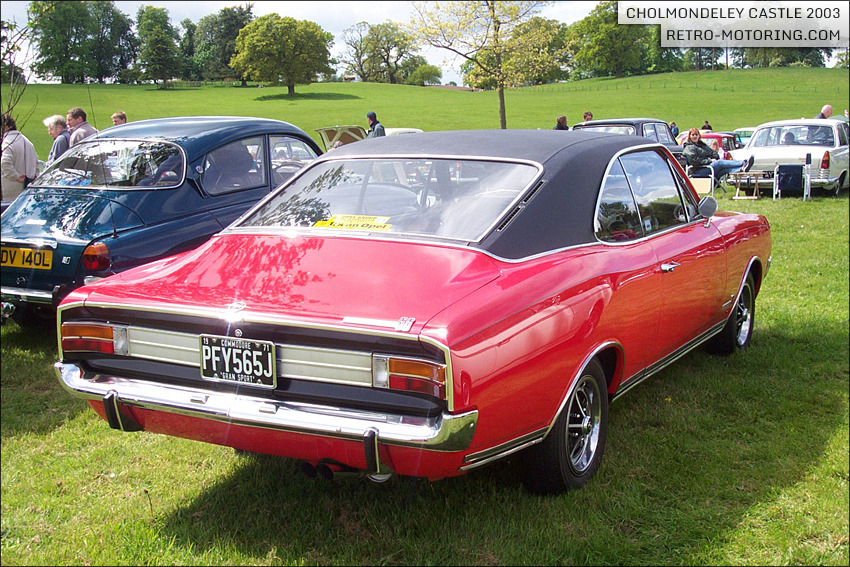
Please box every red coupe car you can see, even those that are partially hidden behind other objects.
[55,130,772,494]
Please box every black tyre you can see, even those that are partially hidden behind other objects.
[521,359,608,495]
[706,272,755,355]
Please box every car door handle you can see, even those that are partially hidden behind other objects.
[661,262,681,272]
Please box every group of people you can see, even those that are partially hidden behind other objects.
[1,108,128,203]
[552,111,594,130]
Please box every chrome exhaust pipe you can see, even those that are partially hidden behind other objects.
[315,462,363,481]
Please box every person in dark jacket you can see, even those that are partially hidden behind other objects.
[683,128,753,181]
[43,114,71,165]
[366,111,385,138]
[553,115,568,130]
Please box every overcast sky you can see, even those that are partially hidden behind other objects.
[0,1,598,84]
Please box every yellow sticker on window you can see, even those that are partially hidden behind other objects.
[314,215,392,231]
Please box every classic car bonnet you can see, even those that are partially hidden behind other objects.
[69,234,503,332]
[0,188,143,242]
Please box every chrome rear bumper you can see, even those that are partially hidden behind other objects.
[2,286,54,305]
[54,362,478,452]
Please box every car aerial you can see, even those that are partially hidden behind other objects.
[729,118,849,195]
[1,116,322,327]
[572,118,686,168]
[54,130,772,495]
[315,125,423,150]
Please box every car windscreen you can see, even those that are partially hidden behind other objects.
[238,158,540,242]
[749,125,835,147]
[34,140,185,188]
[574,125,636,136]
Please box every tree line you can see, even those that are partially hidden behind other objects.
[2,1,844,130]
[3,1,837,89]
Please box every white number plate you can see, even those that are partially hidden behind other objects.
[200,335,276,388]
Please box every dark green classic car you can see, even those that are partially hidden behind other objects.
[1,116,321,327]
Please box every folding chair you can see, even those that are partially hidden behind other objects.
[686,165,718,196]
[773,163,811,201]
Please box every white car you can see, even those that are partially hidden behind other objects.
[729,119,849,195]
[315,125,423,150]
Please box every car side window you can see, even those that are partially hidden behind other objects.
[620,151,687,235]
[641,123,659,142]
[656,125,675,144]
[202,137,265,195]
[836,123,848,146]
[595,159,643,242]
[270,136,318,186]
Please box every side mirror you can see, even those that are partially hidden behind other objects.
[698,195,718,219]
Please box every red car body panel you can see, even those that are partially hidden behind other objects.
[53,130,772,487]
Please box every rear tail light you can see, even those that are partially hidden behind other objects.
[820,151,830,170]
[372,355,446,399]
[83,241,111,271]
[61,322,128,355]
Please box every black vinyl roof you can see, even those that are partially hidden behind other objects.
[322,130,657,259]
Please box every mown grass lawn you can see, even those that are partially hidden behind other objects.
[1,68,848,565]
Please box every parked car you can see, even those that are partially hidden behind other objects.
[1,116,322,327]
[54,130,771,495]
[572,118,686,167]
[677,131,739,160]
[733,127,757,147]
[729,118,849,195]
[315,125,423,150]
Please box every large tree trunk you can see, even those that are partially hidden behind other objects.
[287,83,296,96]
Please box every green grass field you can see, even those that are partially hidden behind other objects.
[10,67,849,159]
[1,68,848,565]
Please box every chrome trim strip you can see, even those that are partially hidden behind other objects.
[1,286,53,304]
[54,362,477,451]
[612,321,725,402]
[460,428,548,470]
[57,302,456,410]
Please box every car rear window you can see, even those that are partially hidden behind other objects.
[238,158,540,242]
[750,125,835,147]
[575,125,636,136]
[34,140,184,188]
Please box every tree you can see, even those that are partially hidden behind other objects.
[410,1,553,129]
[506,16,569,84]
[230,14,333,96]
[136,5,179,87]
[341,21,425,84]
[178,18,199,81]
[364,22,418,84]
[29,0,92,83]
[193,5,254,83]
[567,1,649,79]
[2,3,59,125]
[644,25,681,74]
[88,1,137,83]
[405,63,442,86]
[339,22,373,81]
